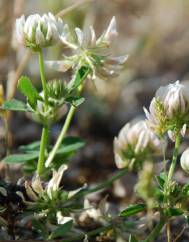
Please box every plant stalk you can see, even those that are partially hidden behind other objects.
[84,168,128,195]
[167,134,181,184]
[38,48,48,108]
[143,215,165,242]
[45,71,88,167]
[37,48,49,175]
[37,126,49,175]
[45,104,76,167]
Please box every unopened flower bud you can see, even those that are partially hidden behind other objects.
[26,91,67,125]
[180,148,189,173]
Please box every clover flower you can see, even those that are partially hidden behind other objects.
[180,148,189,173]
[113,120,162,169]
[21,164,86,203]
[46,17,128,80]
[144,81,189,140]
[15,12,66,49]
[22,165,67,202]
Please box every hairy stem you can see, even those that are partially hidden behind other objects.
[143,215,165,242]
[37,49,49,175]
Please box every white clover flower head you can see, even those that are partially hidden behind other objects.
[180,148,189,173]
[15,12,66,49]
[114,120,162,169]
[145,80,189,138]
[45,16,128,80]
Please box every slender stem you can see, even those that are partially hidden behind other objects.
[37,126,49,175]
[45,67,89,167]
[167,134,181,184]
[167,221,171,242]
[56,0,93,17]
[162,138,167,173]
[62,224,112,242]
[45,104,76,167]
[38,48,48,108]
[37,48,49,175]
[84,168,128,195]
[173,225,186,242]
[143,215,165,242]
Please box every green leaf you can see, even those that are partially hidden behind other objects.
[18,76,40,108]
[50,220,73,239]
[19,141,40,153]
[67,66,90,92]
[120,204,146,217]
[155,172,167,189]
[6,137,85,165]
[3,152,39,164]
[1,99,31,112]
[56,137,85,155]
[129,235,138,242]
[165,207,183,217]
[66,96,85,107]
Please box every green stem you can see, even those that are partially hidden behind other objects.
[167,134,181,184]
[62,224,112,242]
[37,48,49,176]
[38,48,48,108]
[37,126,49,175]
[83,168,128,195]
[45,104,77,167]
[143,215,165,242]
[162,138,167,173]
[45,67,90,167]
